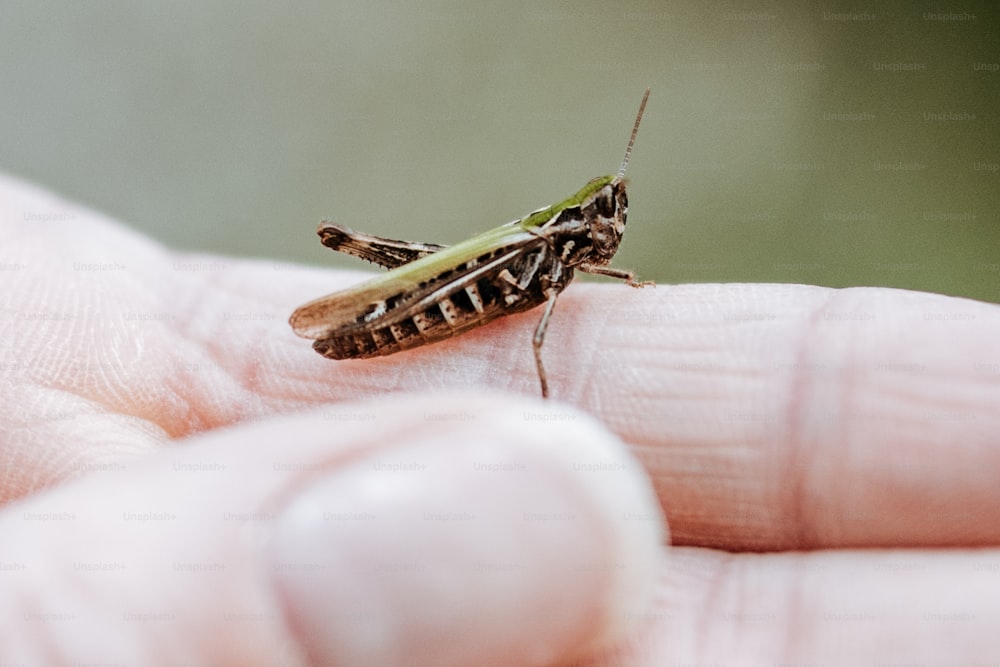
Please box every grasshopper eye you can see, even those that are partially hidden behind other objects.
[595,188,616,218]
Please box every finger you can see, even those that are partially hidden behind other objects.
[7,175,999,552]
[0,393,664,666]
[276,262,1000,549]
[593,546,1000,666]
[582,283,1000,551]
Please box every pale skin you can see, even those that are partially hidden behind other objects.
[2,172,1000,665]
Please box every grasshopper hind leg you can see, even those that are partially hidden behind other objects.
[317,222,448,270]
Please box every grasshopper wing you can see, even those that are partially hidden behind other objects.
[289,221,542,340]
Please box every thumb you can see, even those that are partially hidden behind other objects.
[0,393,664,666]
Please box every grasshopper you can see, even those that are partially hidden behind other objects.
[290,89,651,398]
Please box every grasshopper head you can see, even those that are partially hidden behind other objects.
[585,177,628,264]
[582,87,647,264]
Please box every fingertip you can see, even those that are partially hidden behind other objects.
[267,393,665,665]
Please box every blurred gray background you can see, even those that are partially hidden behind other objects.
[2,1,997,301]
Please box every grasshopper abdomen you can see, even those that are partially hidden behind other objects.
[312,245,568,359]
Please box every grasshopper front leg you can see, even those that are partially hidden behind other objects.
[578,262,654,288]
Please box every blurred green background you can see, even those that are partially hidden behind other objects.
[2,1,997,302]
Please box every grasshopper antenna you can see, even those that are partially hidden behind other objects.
[618,87,650,178]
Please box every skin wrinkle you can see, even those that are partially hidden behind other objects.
[160,364,221,435]
[149,333,221,434]
[825,293,865,547]
[68,270,195,437]
[692,550,735,662]
[680,553,807,664]
[783,286,841,550]
[166,268,289,432]
[778,554,811,662]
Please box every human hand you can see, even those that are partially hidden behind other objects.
[2,172,999,665]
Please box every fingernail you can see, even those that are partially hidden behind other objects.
[268,409,662,666]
